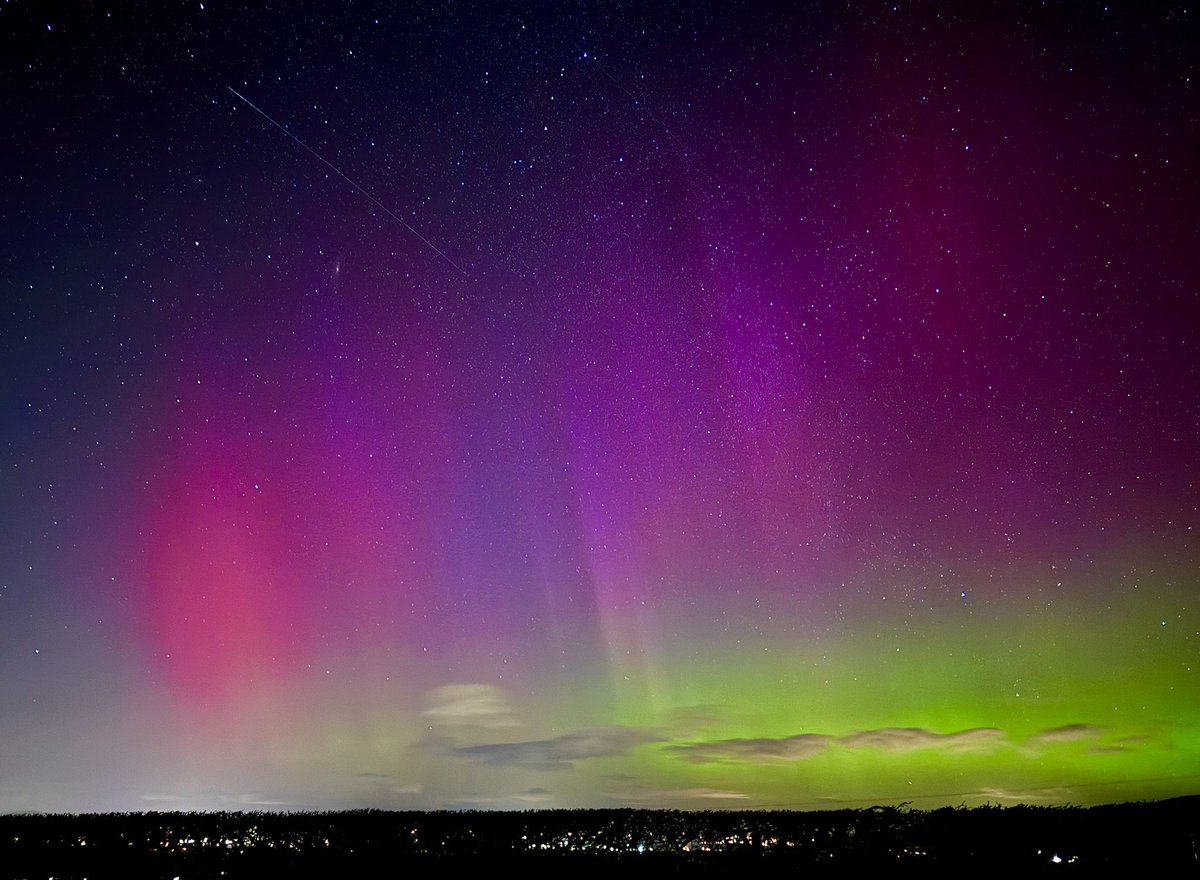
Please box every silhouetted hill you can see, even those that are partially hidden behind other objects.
[1,800,1197,878]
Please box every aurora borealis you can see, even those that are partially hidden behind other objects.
[1,1,1197,812]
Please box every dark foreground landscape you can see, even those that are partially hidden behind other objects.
[2,798,1198,877]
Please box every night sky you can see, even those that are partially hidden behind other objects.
[2,1,1198,813]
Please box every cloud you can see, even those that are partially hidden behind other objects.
[666,733,831,764]
[1116,734,1153,746]
[354,773,423,795]
[457,726,662,769]
[976,786,1071,803]
[614,787,752,806]
[667,726,1005,764]
[456,741,562,770]
[1015,723,1164,757]
[670,721,1155,765]
[445,788,557,808]
[664,705,728,737]
[1022,724,1112,756]
[689,788,752,800]
[217,793,299,807]
[552,727,662,759]
[838,727,1005,754]
[1026,723,1106,746]
[516,787,555,803]
[422,683,520,729]
[139,791,302,809]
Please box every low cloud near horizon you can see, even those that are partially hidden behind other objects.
[456,726,663,770]
[422,683,521,730]
[664,723,1142,765]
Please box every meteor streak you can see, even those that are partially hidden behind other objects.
[227,86,465,274]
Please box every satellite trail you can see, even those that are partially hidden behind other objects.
[227,87,465,274]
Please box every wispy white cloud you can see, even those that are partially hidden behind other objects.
[457,726,662,769]
[218,793,300,807]
[976,786,1072,803]
[668,721,1155,765]
[1116,734,1153,746]
[663,705,728,738]
[838,727,1005,754]
[666,733,830,764]
[612,787,752,806]
[422,683,520,729]
[445,788,557,808]
[354,773,423,796]
[1026,724,1106,747]
[667,726,1004,764]
[141,791,300,808]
